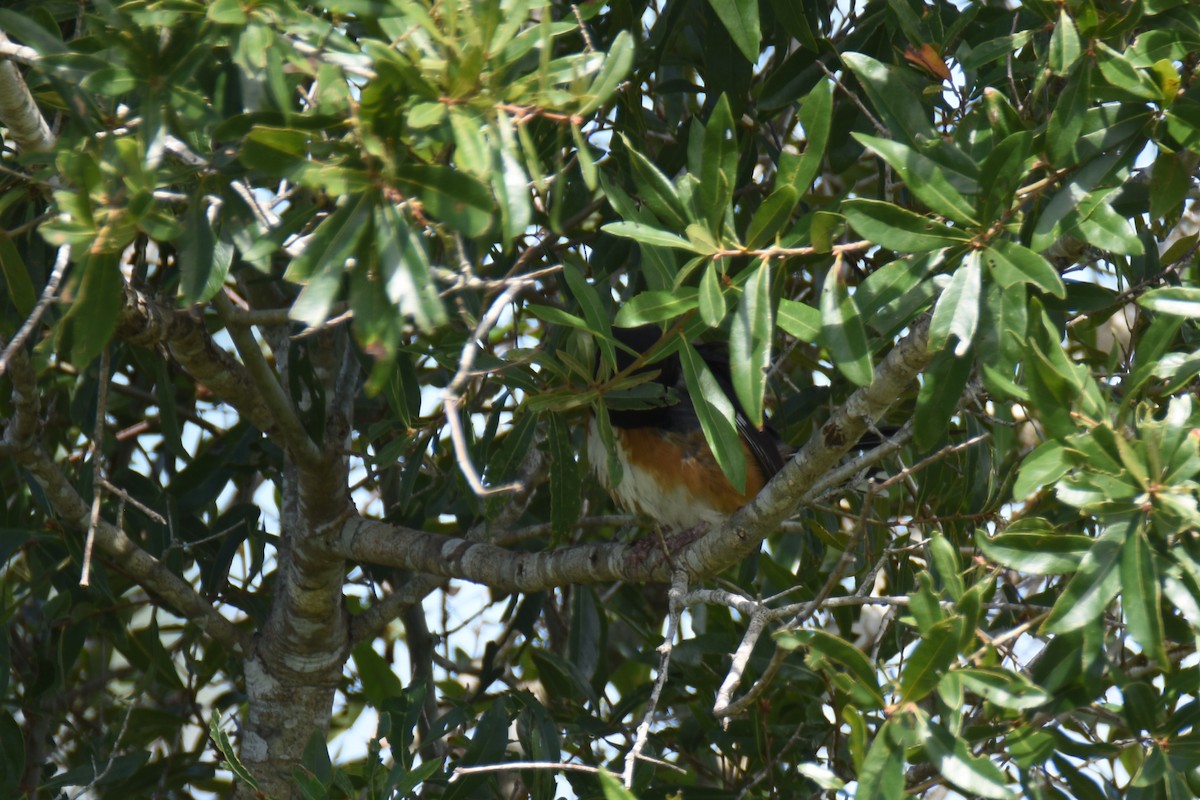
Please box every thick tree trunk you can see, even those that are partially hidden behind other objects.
[236,458,352,798]
[234,326,358,797]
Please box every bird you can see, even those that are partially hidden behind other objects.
[586,325,786,531]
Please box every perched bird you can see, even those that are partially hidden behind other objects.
[587,325,786,530]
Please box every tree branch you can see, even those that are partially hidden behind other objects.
[115,286,279,435]
[0,31,52,152]
[213,291,323,465]
[1,345,251,653]
[331,318,934,591]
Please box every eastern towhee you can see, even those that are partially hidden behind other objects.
[587,325,786,530]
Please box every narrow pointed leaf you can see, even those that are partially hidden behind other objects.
[1121,525,1167,665]
[1049,8,1082,76]
[1139,287,1200,318]
[622,136,688,229]
[977,527,1094,575]
[916,712,1016,799]
[854,134,978,225]
[1043,521,1129,634]
[548,414,581,536]
[929,251,981,356]
[745,186,799,249]
[957,667,1052,710]
[900,618,958,702]
[706,0,760,63]
[578,31,634,115]
[786,79,833,195]
[730,262,771,427]
[699,260,726,328]
[984,240,1066,298]
[820,258,873,386]
[614,289,698,326]
[777,298,820,342]
[602,221,706,253]
[843,199,971,252]
[680,340,747,492]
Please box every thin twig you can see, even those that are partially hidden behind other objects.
[449,761,603,782]
[81,346,111,587]
[442,281,527,496]
[98,477,166,525]
[0,243,70,377]
[623,570,688,788]
[712,609,769,721]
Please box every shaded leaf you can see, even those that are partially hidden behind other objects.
[1042,521,1130,634]
[680,340,747,492]
[854,133,978,225]
[928,250,981,356]
[706,0,760,63]
[843,199,970,252]
[820,257,873,386]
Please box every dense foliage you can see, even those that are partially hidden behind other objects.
[3,0,1200,798]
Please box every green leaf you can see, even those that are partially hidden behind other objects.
[578,31,634,115]
[179,193,233,304]
[857,251,944,335]
[57,251,122,368]
[706,0,760,63]
[548,414,582,536]
[396,164,494,237]
[491,111,532,248]
[916,711,1016,799]
[1121,525,1167,665]
[900,618,958,702]
[1042,520,1129,634]
[777,629,885,709]
[914,346,973,450]
[928,251,981,356]
[841,52,938,146]
[614,289,698,326]
[730,261,771,427]
[208,0,248,24]
[1139,287,1200,318]
[745,186,799,249]
[622,136,689,230]
[285,194,370,283]
[854,134,978,226]
[977,526,1094,575]
[699,94,737,229]
[1047,61,1091,166]
[601,221,706,253]
[241,125,308,175]
[961,31,1033,70]
[210,712,261,791]
[957,667,1052,710]
[377,205,445,333]
[1068,192,1144,255]
[843,199,970,252]
[563,264,614,364]
[680,340,746,493]
[598,769,638,800]
[819,258,874,386]
[784,79,833,195]
[698,260,726,328]
[351,643,404,708]
[1049,8,1082,76]
[777,298,820,342]
[979,131,1034,221]
[855,718,905,800]
[984,240,1066,298]
[1096,42,1163,100]
[0,235,35,316]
